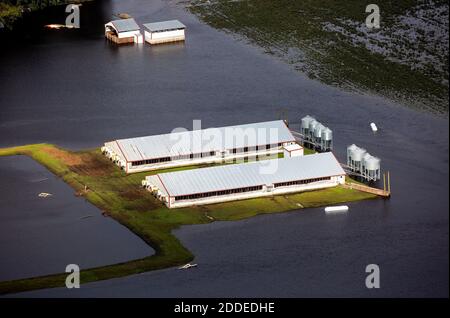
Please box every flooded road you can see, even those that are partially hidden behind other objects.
[0,0,448,297]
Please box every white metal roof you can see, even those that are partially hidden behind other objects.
[107,18,140,32]
[283,144,303,152]
[147,152,345,197]
[106,120,296,162]
[143,20,186,32]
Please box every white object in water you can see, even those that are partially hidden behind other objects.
[178,263,198,270]
[31,177,48,183]
[325,205,349,213]
[370,122,378,132]
[38,192,53,198]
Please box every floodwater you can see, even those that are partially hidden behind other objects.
[0,0,448,297]
[0,156,152,281]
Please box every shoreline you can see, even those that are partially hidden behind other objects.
[0,143,377,295]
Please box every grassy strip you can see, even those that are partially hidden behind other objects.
[0,144,376,294]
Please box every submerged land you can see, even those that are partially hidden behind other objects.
[185,0,449,114]
[0,144,376,294]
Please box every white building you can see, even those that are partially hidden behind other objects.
[105,18,143,44]
[101,120,300,173]
[283,143,304,157]
[143,20,186,45]
[143,152,346,208]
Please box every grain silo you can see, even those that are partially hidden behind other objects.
[301,115,315,139]
[321,127,333,151]
[347,144,381,181]
[313,123,325,148]
[363,155,381,181]
[351,146,367,173]
[298,115,333,152]
[308,119,319,141]
[347,144,358,169]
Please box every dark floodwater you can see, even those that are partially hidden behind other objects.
[0,0,448,297]
[0,156,152,281]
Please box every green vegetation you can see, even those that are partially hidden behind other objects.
[187,0,449,114]
[0,144,376,294]
[0,1,92,29]
[0,3,22,29]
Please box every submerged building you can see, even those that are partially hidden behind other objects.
[105,18,143,44]
[102,120,299,173]
[143,20,186,45]
[142,152,346,208]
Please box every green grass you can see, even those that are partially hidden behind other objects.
[187,0,449,114]
[0,144,376,294]
[0,0,93,30]
[0,3,22,29]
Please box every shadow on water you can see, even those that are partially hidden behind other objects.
[0,0,112,45]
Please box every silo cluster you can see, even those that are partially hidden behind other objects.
[300,115,333,152]
[347,144,381,181]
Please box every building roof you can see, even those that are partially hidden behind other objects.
[108,18,140,32]
[105,120,296,162]
[146,152,345,197]
[143,20,186,32]
[283,144,303,152]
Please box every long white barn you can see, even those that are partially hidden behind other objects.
[102,120,299,173]
[143,152,346,208]
[144,20,186,45]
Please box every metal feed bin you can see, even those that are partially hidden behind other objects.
[321,127,333,151]
[347,144,358,168]
[308,119,319,141]
[301,115,314,138]
[351,147,367,173]
[313,124,325,149]
[364,155,381,181]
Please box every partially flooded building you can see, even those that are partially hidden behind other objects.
[105,18,143,44]
[102,120,300,173]
[143,20,186,45]
[142,152,346,208]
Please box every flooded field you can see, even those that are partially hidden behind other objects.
[0,156,152,281]
[0,0,448,297]
[187,0,449,114]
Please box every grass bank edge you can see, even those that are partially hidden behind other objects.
[0,143,376,295]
